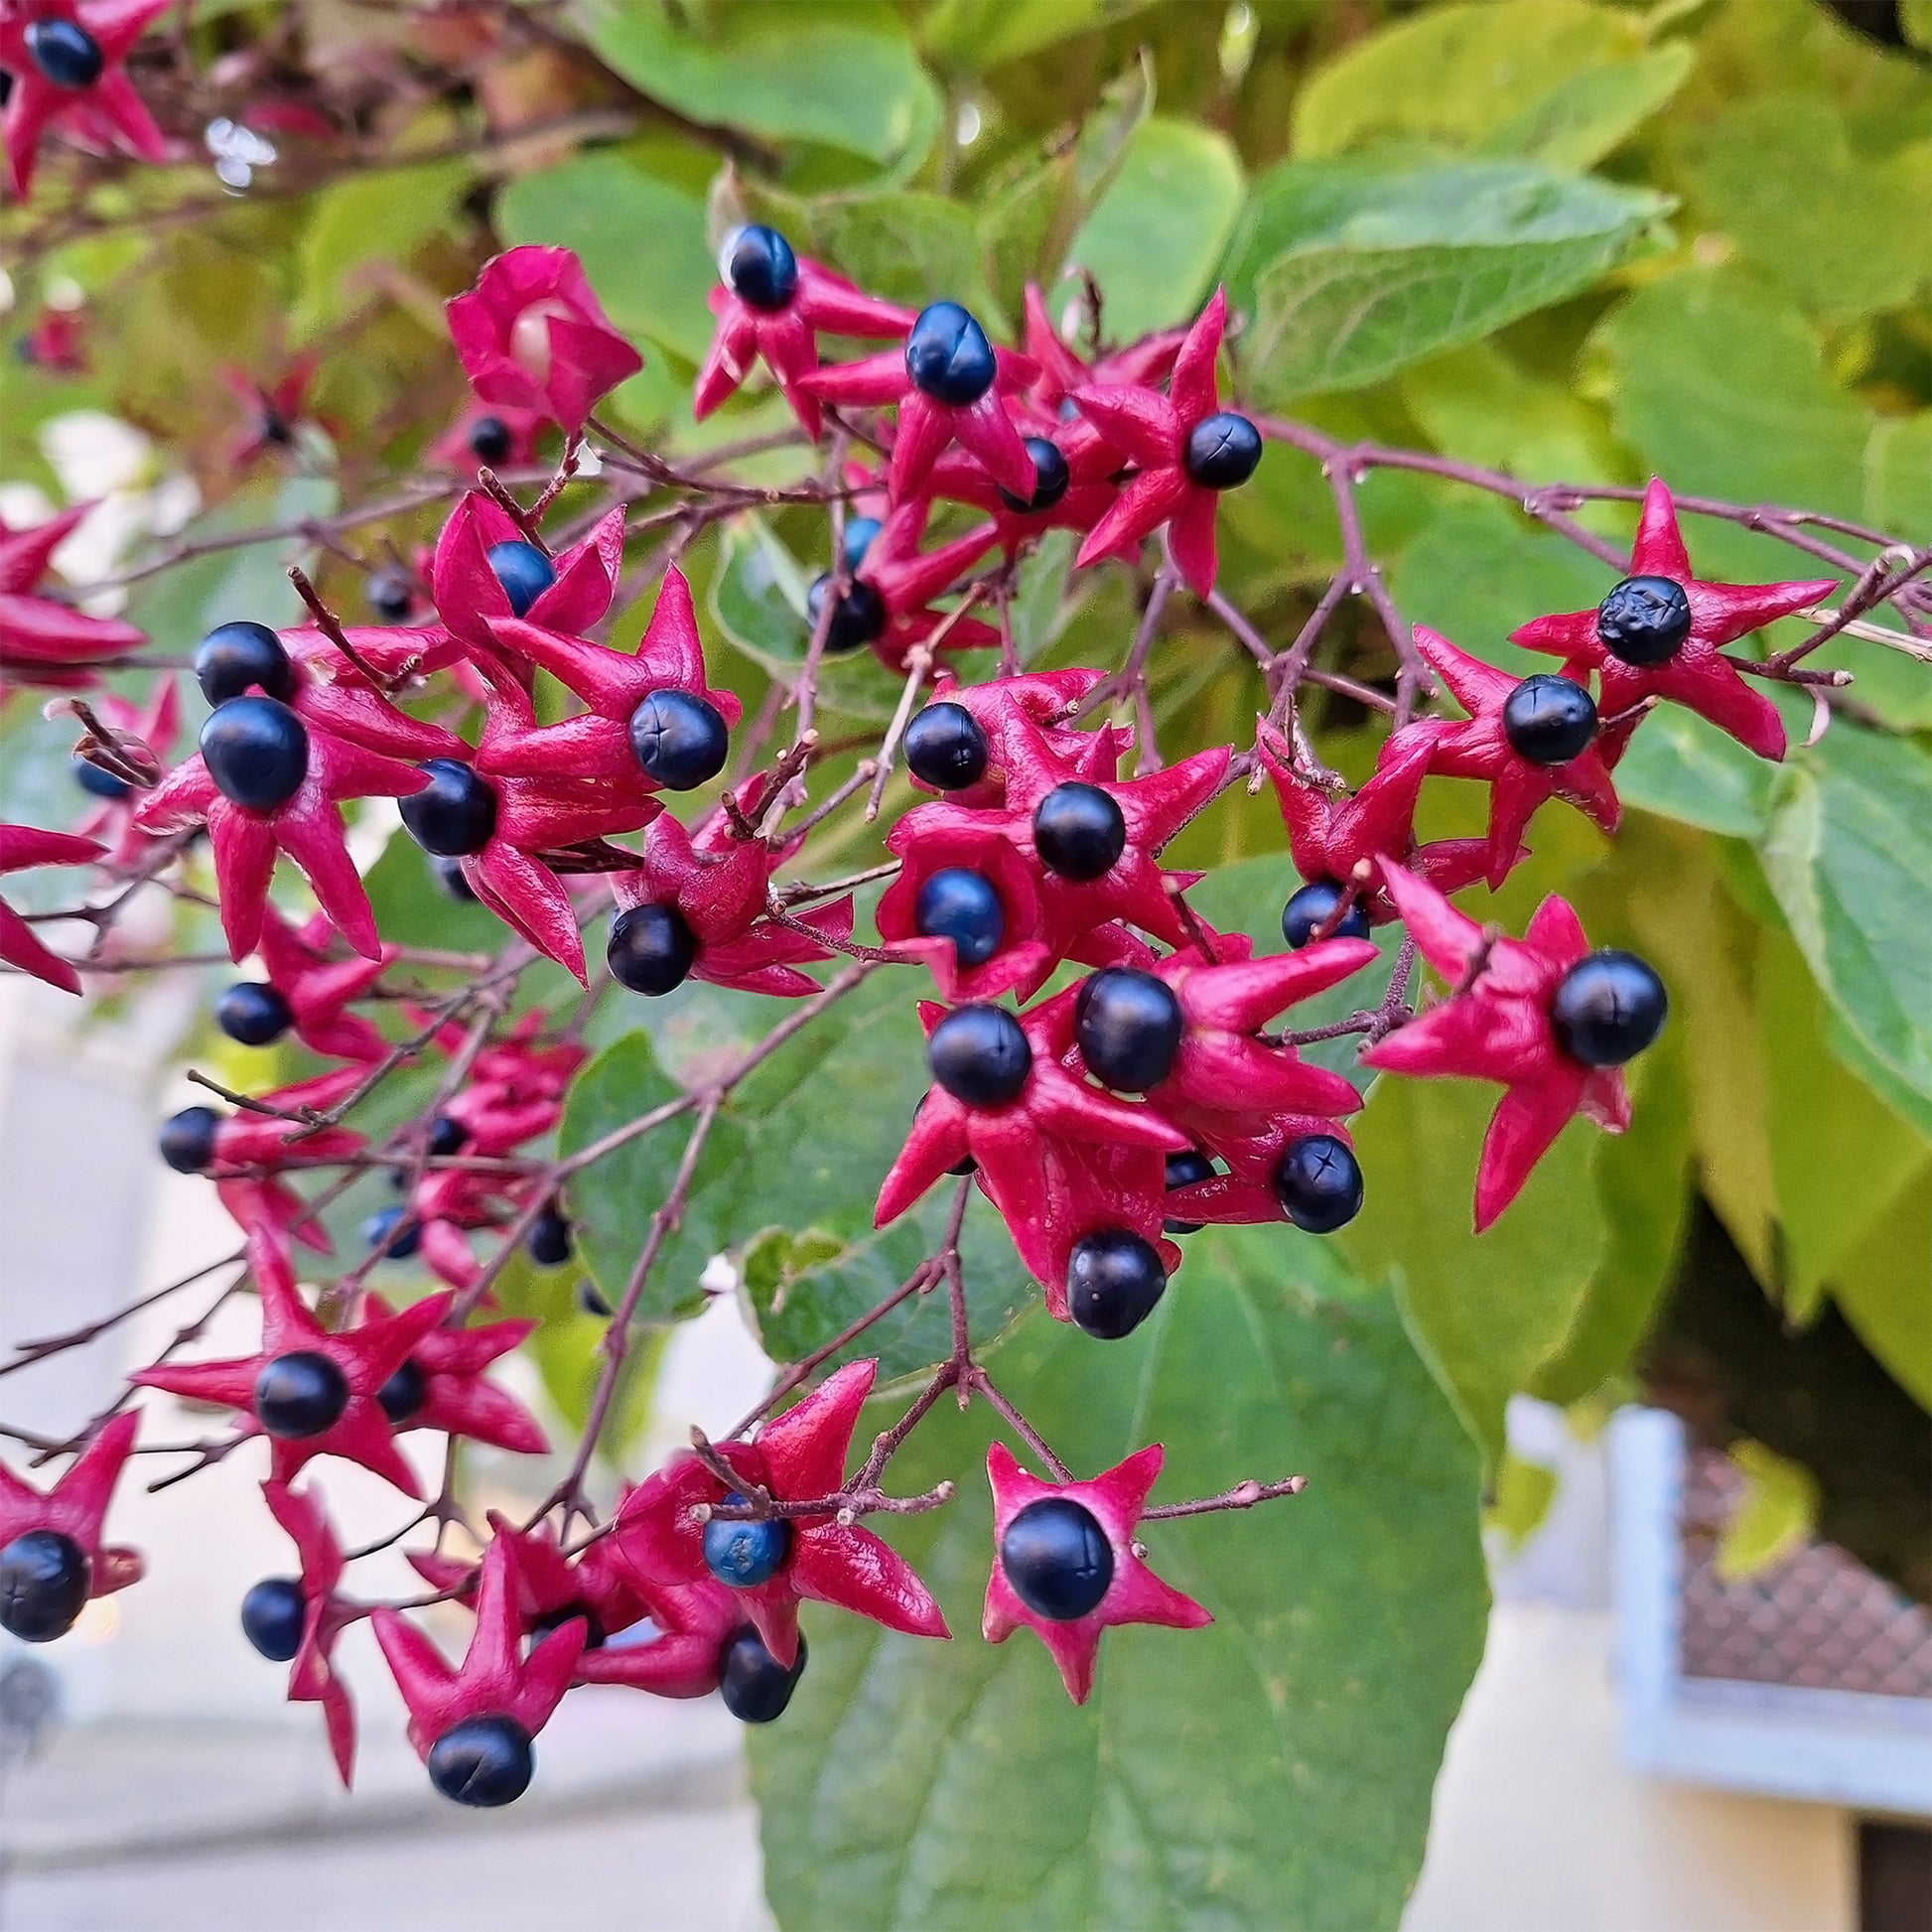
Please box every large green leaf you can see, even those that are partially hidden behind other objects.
[1828,1163,1932,1412]
[751,1229,1487,1932]
[581,0,941,171]
[1228,161,1669,402]
[920,0,1161,71]
[1477,46,1694,173]
[792,191,1005,326]
[295,159,471,336]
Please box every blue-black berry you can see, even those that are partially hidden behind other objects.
[997,437,1071,515]
[427,1715,534,1808]
[629,690,729,791]
[468,414,513,466]
[71,755,130,801]
[1282,880,1371,949]
[1066,1229,1167,1339]
[0,1531,90,1642]
[1000,1497,1113,1621]
[432,854,478,901]
[1075,968,1183,1093]
[927,1004,1031,1108]
[1550,950,1666,1066]
[485,540,555,618]
[608,902,698,996]
[400,759,497,858]
[375,1356,428,1424]
[216,981,293,1047]
[703,1494,791,1589]
[1034,782,1125,882]
[719,1626,807,1724]
[526,1205,573,1268]
[253,1351,349,1440]
[25,19,104,88]
[842,516,883,571]
[903,701,988,791]
[367,571,415,622]
[427,1114,470,1159]
[914,868,1004,968]
[1273,1133,1363,1234]
[202,697,309,812]
[720,224,798,313]
[807,573,888,654]
[1181,412,1262,490]
[158,1105,220,1173]
[903,301,997,407]
[240,1577,306,1662]
[1596,575,1691,667]
[1502,675,1597,766]
[1163,1149,1216,1234]
[361,1204,421,1263]
[195,620,296,706]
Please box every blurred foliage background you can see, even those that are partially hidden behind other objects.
[2,2,1928,1924]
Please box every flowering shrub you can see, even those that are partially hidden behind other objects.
[1,2,1928,1924]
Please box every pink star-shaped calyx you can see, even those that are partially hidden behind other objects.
[1160,1109,1356,1228]
[0,824,101,994]
[613,1358,950,1670]
[0,1410,144,1631]
[0,501,146,687]
[253,906,394,1063]
[352,1294,548,1456]
[984,1441,1209,1705]
[0,0,173,200]
[876,815,1050,1002]
[919,426,1128,562]
[259,1479,357,1785]
[914,667,1127,809]
[1020,282,1185,414]
[1509,477,1835,762]
[1026,1135,1179,1312]
[223,356,328,467]
[446,245,642,435]
[430,400,549,473]
[1361,864,1635,1230]
[828,500,999,672]
[577,1575,748,1700]
[131,1221,450,1494]
[199,1066,366,1253]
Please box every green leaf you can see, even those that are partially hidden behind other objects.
[920,0,1160,71]
[580,0,941,171]
[294,159,471,337]
[1615,704,1782,840]
[558,1032,751,1322]
[1064,118,1243,344]
[1230,161,1669,402]
[751,1231,1487,1931]
[1714,1441,1819,1584]
[1486,1449,1560,1551]
[495,151,717,364]
[1399,342,1624,492]
[1477,46,1694,172]
[1865,412,1932,547]
[1757,726,1932,1111]
[1828,1163,1932,1412]
[1339,1074,1607,1468]
[805,191,1005,326]
[360,829,509,955]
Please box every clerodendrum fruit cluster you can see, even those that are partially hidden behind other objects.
[0,183,1842,1792]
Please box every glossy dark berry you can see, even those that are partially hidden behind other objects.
[927,1004,1031,1108]
[0,1531,90,1643]
[375,1356,428,1424]
[201,697,309,812]
[239,1577,305,1662]
[914,868,1004,968]
[468,414,513,466]
[703,1494,791,1589]
[720,223,798,313]
[575,1278,613,1318]
[608,902,698,996]
[195,620,295,706]
[215,981,292,1047]
[530,1604,605,1652]
[1000,1498,1113,1621]
[1163,1149,1216,1235]
[1181,412,1262,490]
[252,1351,349,1440]
[367,570,415,622]
[1273,1133,1363,1234]
[1066,1229,1167,1339]
[1596,575,1691,667]
[807,573,887,654]
[158,1105,219,1173]
[1034,781,1126,883]
[427,1715,534,1808]
[362,1205,421,1264]
[400,759,497,857]
[427,1114,470,1159]
[903,301,997,406]
[71,754,130,801]
[1502,675,1597,766]
[842,515,883,571]
[629,689,729,791]
[903,701,988,791]
[1283,880,1372,949]
[485,540,555,618]
[997,437,1071,515]
[526,1205,573,1268]
[719,1626,807,1724]
[1550,950,1667,1067]
[1075,968,1183,1093]
[432,855,478,901]
[25,20,104,89]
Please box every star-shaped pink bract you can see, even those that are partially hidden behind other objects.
[825,500,999,672]
[695,232,912,441]
[260,1479,357,1785]
[0,1410,143,1635]
[373,1532,585,1767]
[1069,286,1253,598]
[132,1221,450,1494]
[198,1066,366,1254]
[1161,1110,1359,1228]
[447,246,642,435]
[876,814,1050,1002]
[254,906,393,1063]
[0,502,146,688]
[1020,282,1185,414]
[353,1293,548,1456]
[577,1574,748,1700]
[0,824,101,994]
[1510,478,1836,762]
[1361,864,1635,1230]
[915,668,1128,810]
[223,356,325,467]
[430,400,548,474]
[613,1358,950,1670]
[984,1441,1209,1705]
[0,0,172,201]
